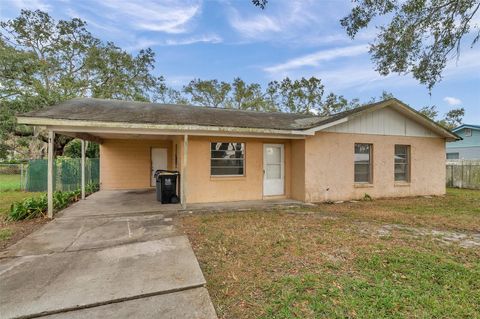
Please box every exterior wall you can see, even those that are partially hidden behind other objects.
[325,107,440,138]
[185,136,292,203]
[446,127,480,160]
[100,139,173,189]
[446,146,480,160]
[304,132,446,202]
[290,139,306,201]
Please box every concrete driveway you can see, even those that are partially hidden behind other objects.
[0,190,217,319]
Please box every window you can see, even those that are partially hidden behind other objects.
[394,145,410,182]
[354,143,372,183]
[211,142,245,176]
[446,152,459,160]
[464,128,472,137]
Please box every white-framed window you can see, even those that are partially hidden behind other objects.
[394,145,410,182]
[464,128,472,137]
[354,143,373,183]
[210,142,245,176]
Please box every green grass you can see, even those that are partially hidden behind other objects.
[0,191,42,217]
[182,188,480,318]
[263,248,480,318]
[0,174,21,191]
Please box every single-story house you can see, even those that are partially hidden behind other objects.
[446,124,480,160]
[17,97,459,215]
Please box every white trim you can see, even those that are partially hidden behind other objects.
[47,131,54,218]
[17,117,311,137]
[303,117,349,134]
[181,134,188,209]
[81,140,86,200]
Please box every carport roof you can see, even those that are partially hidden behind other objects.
[17,97,460,139]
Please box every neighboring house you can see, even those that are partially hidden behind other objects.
[17,98,459,209]
[446,124,480,160]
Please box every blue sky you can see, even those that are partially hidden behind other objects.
[2,0,480,122]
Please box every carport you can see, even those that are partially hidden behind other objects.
[17,98,313,218]
[29,129,190,217]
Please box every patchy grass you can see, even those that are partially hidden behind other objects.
[181,189,480,318]
[315,188,480,232]
[0,228,13,241]
[0,174,21,191]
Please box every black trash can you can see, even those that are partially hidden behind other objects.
[154,170,179,204]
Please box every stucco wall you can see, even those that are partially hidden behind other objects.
[290,139,306,201]
[304,132,446,202]
[100,139,172,189]
[185,136,292,203]
[100,137,292,203]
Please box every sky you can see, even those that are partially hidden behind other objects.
[2,0,480,123]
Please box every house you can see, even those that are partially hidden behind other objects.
[16,97,459,215]
[446,124,480,160]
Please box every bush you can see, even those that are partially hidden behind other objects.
[9,195,48,221]
[8,183,99,221]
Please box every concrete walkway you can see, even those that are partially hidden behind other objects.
[0,191,217,318]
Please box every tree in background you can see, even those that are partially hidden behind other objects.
[0,10,164,159]
[419,105,465,130]
[253,0,479,90]
[183,79,231,108]
[230,77,272,111]
[63,139,99,158]
[341,0,479,90]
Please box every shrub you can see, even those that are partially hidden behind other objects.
[8,183,99,221]
[9,195,48,221]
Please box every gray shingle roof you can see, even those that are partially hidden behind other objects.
[19,98,334,130]
[18,97,458,140]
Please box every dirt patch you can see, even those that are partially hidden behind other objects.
[0,218,49,250]
[355,222,480,248]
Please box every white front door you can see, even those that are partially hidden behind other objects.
[263,144,284,196]
[151,148,168,186]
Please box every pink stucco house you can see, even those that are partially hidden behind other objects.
[17,97,459,214]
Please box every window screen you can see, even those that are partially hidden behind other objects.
[211,143,245,176]
[394,145,410,182]
[354,143,372,183]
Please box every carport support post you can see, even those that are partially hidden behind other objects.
[81,139,86,200]
[181,134,188,209]
[47,130,55,218]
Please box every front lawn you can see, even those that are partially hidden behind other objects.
[181,189,480,318]
[0,174,21,191]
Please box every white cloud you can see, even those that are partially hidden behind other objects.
[226,1,355,45]
[263,44,368,75]
[229,14,281,38]
[443,96,462,106]
[9,0,51,11]
[100,0,201,34]
[125,34,221,51]
[164,34,222,46]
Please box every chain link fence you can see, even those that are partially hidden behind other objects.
[0,164,28,191]
[0,159,99,192]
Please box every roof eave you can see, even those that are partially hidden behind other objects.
[16,116,312,138]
